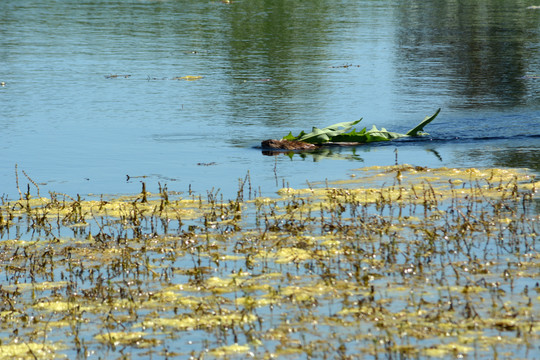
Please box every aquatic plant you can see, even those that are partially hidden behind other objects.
[283,109,441,144]
[0,165,538,359]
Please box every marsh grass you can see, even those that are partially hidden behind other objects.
[0,165,538,359]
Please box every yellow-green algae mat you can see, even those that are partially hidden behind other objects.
[0,165,538,359]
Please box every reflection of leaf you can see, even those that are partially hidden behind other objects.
[426,148,443,162]
[270,147,365,162]
[308,148,365,162]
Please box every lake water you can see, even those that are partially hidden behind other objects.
[1,0,539,200]
[1,2,540,359]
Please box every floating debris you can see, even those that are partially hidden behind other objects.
[330,64,361,68]
[104,74,132,79]
[262,109,441,150]
[172,75,204,81]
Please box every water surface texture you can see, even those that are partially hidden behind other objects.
[1,0,539,199]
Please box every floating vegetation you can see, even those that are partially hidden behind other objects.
[270,109,441,148]
[105,74,204,81]
[172,76,204,81]
[0,165,538,359]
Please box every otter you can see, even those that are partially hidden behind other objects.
[261,139,364,151]
[261,139,318,151]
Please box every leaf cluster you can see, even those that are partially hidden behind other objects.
[282,109,441,144]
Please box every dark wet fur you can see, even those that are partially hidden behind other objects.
[261,139,318,150]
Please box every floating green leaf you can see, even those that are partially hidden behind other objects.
[405,108,441,136]
[282,109,441,144]
[284,119,363,144]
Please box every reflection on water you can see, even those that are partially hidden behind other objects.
[0,0,539,200]
[455,136,540,172]
[393,0,540,109]
[261,145,367,163]
[1,1,539,359]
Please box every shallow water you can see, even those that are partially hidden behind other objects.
[1,0,539,199]
[0,166,538,359]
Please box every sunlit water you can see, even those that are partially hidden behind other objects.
[1,2,540,358]
[1,0,539,200]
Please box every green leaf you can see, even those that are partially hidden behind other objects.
[299,127,332,143]
[297,119,363,144]
[405,108,441,136]
[278,110,440,144]
[366,125,403,140]
[282,131,298,141]
[331,127,368,142]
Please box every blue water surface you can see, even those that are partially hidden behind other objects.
[1,0,539,200]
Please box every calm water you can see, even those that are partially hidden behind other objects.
[1,2,540,359]
[1,0,539,200]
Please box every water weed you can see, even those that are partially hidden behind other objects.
[0,166,538,359]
